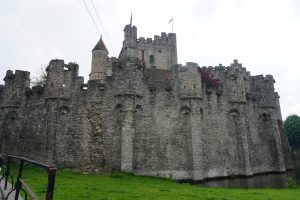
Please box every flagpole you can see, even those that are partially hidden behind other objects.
[169,17,174,33]
[130,12,132,26]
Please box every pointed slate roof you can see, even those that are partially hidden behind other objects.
[92,36,108,52]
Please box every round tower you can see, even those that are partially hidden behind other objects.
[90,36,109,80]
[123,24,138,59]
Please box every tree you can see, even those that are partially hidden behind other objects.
[31,66,47,87]
[284,114,300,148]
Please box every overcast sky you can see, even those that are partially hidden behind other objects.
[0,0,299,119]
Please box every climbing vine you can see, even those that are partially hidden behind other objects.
[198,68,220,88]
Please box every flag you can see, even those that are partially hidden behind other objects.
[130,13,132,26]
[169,17,173,24]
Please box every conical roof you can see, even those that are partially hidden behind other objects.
[92,36,108,52]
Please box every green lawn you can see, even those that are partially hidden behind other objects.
[7,166,300,200]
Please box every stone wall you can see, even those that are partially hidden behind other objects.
[0,23,293,182]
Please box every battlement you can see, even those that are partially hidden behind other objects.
[25,85,44,97]
[124,24,137,40]
[185,62,198,68]
[120,24,178,70]
[46,59,64,70]
[137,32,176,45]
[4,70,30,82]
[46,59,79,74]
[253,74,275,83]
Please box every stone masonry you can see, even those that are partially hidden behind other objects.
[0,23,293,181]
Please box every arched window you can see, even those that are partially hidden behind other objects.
[180,106,191,115]
[5,110,18,119]
[115,104,123,112]
[135,105,142,113]
[228,109,240,120]
[59,106,70,115]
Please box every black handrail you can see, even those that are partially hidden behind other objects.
[0,154,56,200]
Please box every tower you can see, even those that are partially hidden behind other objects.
[122,24,138,60]
[90,36,110,80]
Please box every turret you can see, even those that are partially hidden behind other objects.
[2,70,30,106]
[178,62,202,99]
[124,24,137,41]
[226,60,247,103]
[89,36,110,80]
[122,24,138,60]
[44,59,80,99]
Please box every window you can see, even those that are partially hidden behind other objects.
[149,55,155,65]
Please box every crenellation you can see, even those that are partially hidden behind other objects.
[0,22,292,187]
[66,62,79,76]
[231,59,242,68]
[2,70,31,107]
[47,59,64,71]
[186,62,198,67]
[138,37,145,42]
[154,35,159,42]
[4,70,14,80]
[33,85,44,94]
[146,38,152,43]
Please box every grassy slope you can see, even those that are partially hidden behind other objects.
[10,166,300,200]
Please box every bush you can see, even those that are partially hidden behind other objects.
[286,176,297,189]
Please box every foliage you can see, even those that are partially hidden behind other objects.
[31,66,47,87]
[284,114,300,148]
[198,68,220,88]
[9,165,300,200]
[286,176,297,189]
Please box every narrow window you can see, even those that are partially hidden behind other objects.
[149,55,155,65]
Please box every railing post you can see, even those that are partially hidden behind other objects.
[45,165,56,200]
[4,157,11,190]
[14,159,24,200]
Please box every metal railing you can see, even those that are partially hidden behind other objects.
[0,154,56,200]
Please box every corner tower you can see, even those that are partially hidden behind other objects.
[90,36,110,80]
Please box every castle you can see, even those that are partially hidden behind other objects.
[0,23,293,183]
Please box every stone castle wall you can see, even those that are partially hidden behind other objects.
[0,24,293,182]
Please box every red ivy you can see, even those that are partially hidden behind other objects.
[198,68,220,88]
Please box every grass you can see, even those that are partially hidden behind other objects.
[6,165,300,200]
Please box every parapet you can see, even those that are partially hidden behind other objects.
[46,60,79,76]
[124,24,137,40]
[124,24,137,31]
[3,70,30,90]
[227,60,247,74]
[186,62,198,68]
[32,86,44,94]
[4,70,30,81]
[230,59,242,68]
[25,85,44,97]
[136,32,176,45]
[46,59,64,71]
[253,74,275,83]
